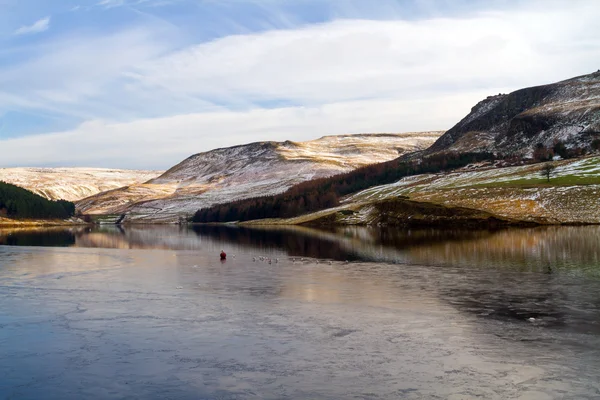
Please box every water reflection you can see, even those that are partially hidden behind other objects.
[2,225,600,274]
[1,225,600,398]
[3,224,599,335]
[0,227,77,247]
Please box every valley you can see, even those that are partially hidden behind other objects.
[2,72,599,228]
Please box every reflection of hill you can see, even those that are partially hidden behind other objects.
[228,225,600,272]
[5,225,600,274]
[191,225,505,263]
[403,226,600,271]
[74,226,204,250]
[271,225,600,272]
[0,227,78,247]
[3,224,600,336]
[192,225,359,260]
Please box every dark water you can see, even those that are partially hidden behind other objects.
[1,225,599,399]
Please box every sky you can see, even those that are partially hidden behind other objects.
[0,0,598,169]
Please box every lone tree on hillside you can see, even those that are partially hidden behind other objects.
[540,163,557,183]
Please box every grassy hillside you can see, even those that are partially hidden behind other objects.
[192,151,494,223]
[256,156,600,226]
[0,181,75,220]
[193,153,600,226]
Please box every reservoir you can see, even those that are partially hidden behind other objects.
[1,225,599,399]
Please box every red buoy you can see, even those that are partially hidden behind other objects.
[220,250,227,260]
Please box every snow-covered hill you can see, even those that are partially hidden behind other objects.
[77,133,441,222]
[267,156,600,226]
[427,70,600,157]
[0,168,163,202]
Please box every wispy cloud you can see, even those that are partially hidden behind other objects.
[128,2,600,109]
[13,16,51,36]
[0,26,179,120]
[0,93,477,169]
[96,0,125,8]
[1,0,599,168]
[96,0,180,9]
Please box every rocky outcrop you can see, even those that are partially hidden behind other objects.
[427,71,600,157]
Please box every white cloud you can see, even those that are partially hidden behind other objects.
[131,4,600,105]
[0,90,507,169]
[0,26,179,120]
[1,0,599,168]
[13,16,50,35]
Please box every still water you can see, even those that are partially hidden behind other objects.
[1,225,599,399]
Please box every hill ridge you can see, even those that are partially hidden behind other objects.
[428,70,600,156]
[77,132,442,222]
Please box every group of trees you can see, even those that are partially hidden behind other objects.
[193,151,495,223]
[0,181,75,220]
[532,140,588,162]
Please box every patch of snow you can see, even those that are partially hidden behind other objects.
[77,133,442,221]
[0,168,163,201]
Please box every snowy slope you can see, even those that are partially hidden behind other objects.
[427,70,600,156]
[339,156,600,224]
[77,133,441,222]
[252,156,600,226]
[0,168,163,202]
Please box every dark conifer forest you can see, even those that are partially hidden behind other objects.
[0,181,76,220]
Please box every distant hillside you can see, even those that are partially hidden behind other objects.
[427,71,600,157]
[76,133,441,222]
[0,168,162,202]
[192,151,492,223]
[0,181,75,220]
[192,71,600,224]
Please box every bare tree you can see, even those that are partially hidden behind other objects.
[540,163,556,183]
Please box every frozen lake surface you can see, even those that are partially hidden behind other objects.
[1,225,599,399]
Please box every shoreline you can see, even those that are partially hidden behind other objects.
[0,218,89,228]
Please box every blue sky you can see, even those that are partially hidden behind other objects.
[0,0,598,169]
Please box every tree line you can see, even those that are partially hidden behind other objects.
[532,140,591,162]
[192,151,494,223]
[0,181,76,220]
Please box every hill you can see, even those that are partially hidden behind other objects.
[427,70,600,157]
[192,71,600,224]
[0,168,162,202]
[76,133,441,222]
[257,156,600,226]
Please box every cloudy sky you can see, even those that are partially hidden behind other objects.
[0,0,598,169]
